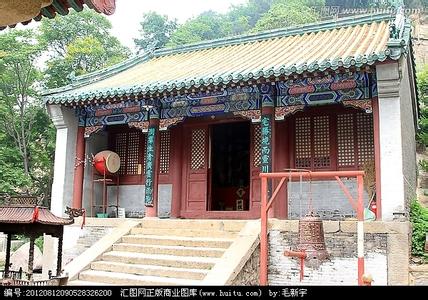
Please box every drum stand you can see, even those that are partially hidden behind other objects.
[90,161,120,217]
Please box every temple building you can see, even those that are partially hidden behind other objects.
[40,11,419,286]
[43,12,418,223]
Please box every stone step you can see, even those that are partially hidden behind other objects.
[102,251,218,270]
[130,227,237,238]
[139,219,246,232]
[79,270,201,286]
[91,261,207,280]
[112,243,225,258]
[67,280,109,286]
[121,234,233,249]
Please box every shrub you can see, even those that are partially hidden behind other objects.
[35,236,43,253]
[419,159,428,173]
[410,199,428,260]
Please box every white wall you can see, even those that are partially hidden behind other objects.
[44,104,79,278]
[47,105,79,216]
[376,63,406,220]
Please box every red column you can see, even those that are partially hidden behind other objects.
[72,126,86,209]
[145,118,160,217]
[260,176,268,285]
[170,126,182,218]
[372,97,382,219]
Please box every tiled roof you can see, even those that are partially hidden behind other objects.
[0,206,74,226]
[43,12,412,104]
[0,0,116,30]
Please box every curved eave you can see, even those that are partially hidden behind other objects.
[43,51,397,105]
[0,0,115,30]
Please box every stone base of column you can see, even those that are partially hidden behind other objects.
[145,207,157,218]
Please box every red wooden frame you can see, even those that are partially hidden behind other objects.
[178,115,261,219]
[289,105,374,172]
[259,170,366,286]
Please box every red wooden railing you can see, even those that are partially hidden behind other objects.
[259,170,366,286]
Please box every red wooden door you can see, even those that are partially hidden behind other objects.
[185,126,209,211]
[249,123,262,211]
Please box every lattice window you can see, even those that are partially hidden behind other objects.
[253,124,261,167]
[295,117,311,168]
[356,113,374,166]
[337,114,355,167]
[115,133,127,175]
[293,108,374,171]
[112,130,144,176]
[190,129,206,170]
[142,134,146,173]
[126,132,140,175]
[313,115,330,168]
[160,131,171,174]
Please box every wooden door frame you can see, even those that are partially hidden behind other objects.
[179,116,259,218]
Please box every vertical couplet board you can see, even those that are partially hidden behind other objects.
[185,126,209,211]
[144,126,156,206]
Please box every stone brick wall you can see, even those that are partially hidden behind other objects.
[268,220,410,285]
[288,180,369,220]
[107,184,172,218]
[231,245,260,286]
[409,264,428,285]
[269,231,387,285]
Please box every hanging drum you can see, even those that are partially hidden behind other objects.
[93,150,121,175]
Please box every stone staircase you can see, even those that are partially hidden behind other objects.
[68,219,247,285]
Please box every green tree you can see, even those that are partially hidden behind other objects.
[0,29,41,178]
[0,29,54,197]
[417,64,428,146]
[134,11,177,51]
[168,11,231,47]
[39,9,130,88]
[227,0,274,35]
[252,0,323,32]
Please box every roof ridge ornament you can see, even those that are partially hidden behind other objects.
[145,39,159,58]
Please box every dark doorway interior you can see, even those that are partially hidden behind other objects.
[209,122,250,211]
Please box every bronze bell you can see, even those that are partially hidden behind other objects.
[297,211,329,261]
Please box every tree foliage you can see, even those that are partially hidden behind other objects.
[417,64,428,146]
[137,0,325,49]
[252,0,322,32]
[410,199,428,260]
[0,30,41,177]
[226,0,274,35]
[39,10,130,89]
[168,11,231,47]
[134,11,177,51]
[0,9,130,200]
[0,29,54,196]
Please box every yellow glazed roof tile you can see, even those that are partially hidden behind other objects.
[43,13,412,103]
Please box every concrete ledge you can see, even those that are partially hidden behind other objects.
[202,221,260,285]
[69,217,141,227]
[268,219,410,235]
[409,264,428,272]
[64,220,141,280]
[269,219,298,232]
